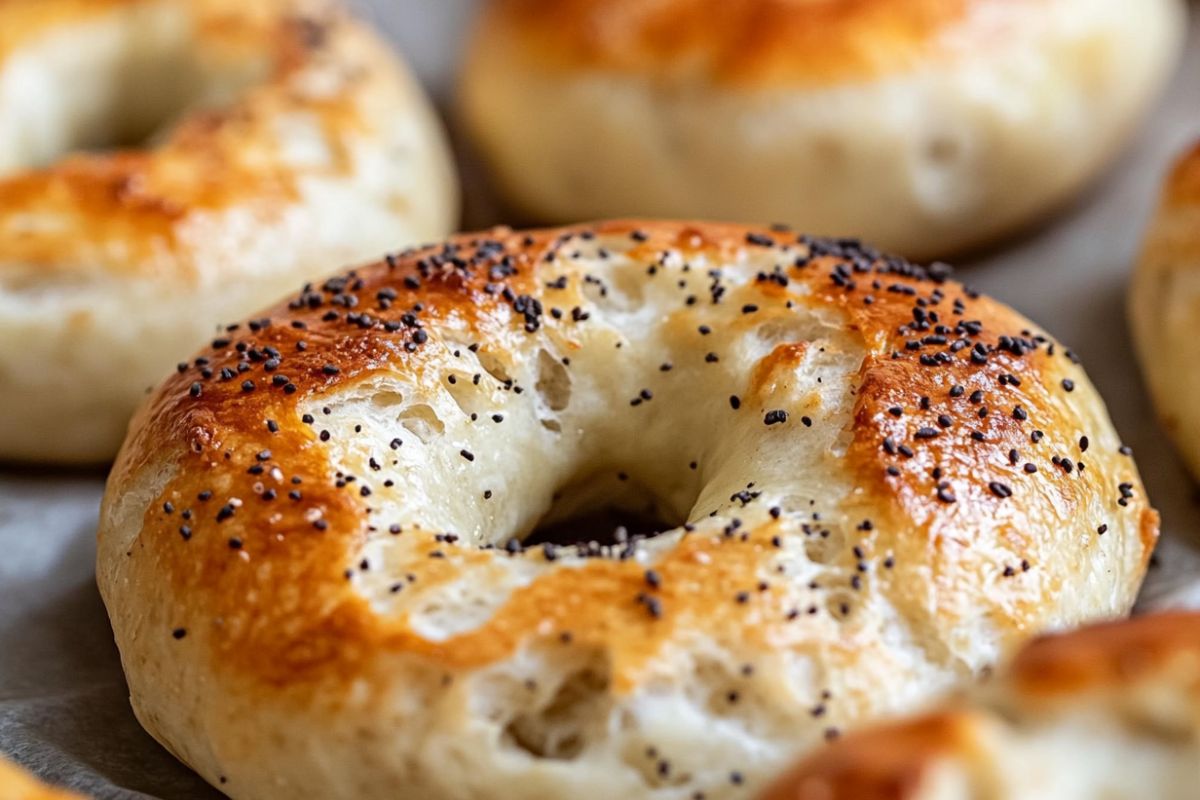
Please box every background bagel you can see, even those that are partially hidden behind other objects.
[459,0,1185,260]
[0,0,457,464]
[98,221,1156,799]
[0,757,82,800]
[760,611,1200,800]
[1130,140,1200,483]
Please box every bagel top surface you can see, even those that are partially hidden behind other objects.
[760,612,1200,800]
[1162,141,1200,205]
[473,0,1048,86]
[99,221,1155,798]
[0,0,299,55]
[0,0,448,277]
[1143,139,1200,262]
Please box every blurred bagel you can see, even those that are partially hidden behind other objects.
[98,220,1156,799]
[459,0,1185,259]
[761,611,1200,800]
[1130,140,1200,481]
[0,757,81,800]
[0,0,456,463]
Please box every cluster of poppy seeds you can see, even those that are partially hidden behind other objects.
[152,223,1143,795]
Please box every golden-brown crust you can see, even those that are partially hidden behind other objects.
[473,0,1045,86]
[0,0,325,64]
[106,220,1155,693]
[758,611,1200,800]
[1007,611,1200,697]
[1130,141,1200,482]
[0,757,82,800]
[1138,141,1200,266]
[1143,140,1200,264]
[0,0,375,276]
[0,0,131,57]
[1162,140,1200,207]
[759,712,991,800]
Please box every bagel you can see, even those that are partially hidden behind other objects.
[0,758,82,800]
[0,0,456,464]
[1131,140,1200,481]
[459,0,1185,260]
[98,221,1157,800]
[761,611,1200,800]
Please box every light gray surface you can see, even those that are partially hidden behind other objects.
[1,3,1198,798]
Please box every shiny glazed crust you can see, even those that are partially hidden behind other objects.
[460,0,1184,259]
[98,221,1156,799]
[761,612,1200,800]
[0,0,456,462]
[1131,141,1200,481]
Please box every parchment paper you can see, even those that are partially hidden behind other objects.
[1,3,1198,797]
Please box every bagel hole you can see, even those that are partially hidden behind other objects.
[6,68,201,172]
[523,470,684,551]
[0,4,265,176]
[524,507,667,550]
[502,657,611,760]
